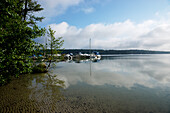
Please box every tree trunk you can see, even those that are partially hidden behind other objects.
[24,0,28,20]
[47,42,53,69]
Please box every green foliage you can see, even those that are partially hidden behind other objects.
[47,26,64,58]
[33,42,44,57]
[32,63,48,73]
[47,26,64,68]
[0,0,45,85]
[22,0,45,24]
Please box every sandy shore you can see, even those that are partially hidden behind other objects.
[0,73,170,113]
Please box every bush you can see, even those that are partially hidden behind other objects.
[32,63,48,73]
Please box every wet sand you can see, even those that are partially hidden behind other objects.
[0,74,113,113]
[1,73,170,113]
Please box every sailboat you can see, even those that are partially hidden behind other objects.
[74,38,101,60]
[89,38,101,59]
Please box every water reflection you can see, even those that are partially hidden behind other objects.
[53,54,170,89]
[0,73,65,112]
[65,57,101,63]
[1,54,170,112]
[28,73,65,102]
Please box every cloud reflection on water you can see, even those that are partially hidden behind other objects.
[53,54,170,89]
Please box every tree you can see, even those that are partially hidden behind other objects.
[0,0,45,85]
[22,0,44,24]
[47,26,64,68]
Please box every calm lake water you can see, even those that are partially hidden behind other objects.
[1,54,170,112]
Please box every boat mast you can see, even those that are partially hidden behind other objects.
[89,38,92,76]
[89,38,91,55]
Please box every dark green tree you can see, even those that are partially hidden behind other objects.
[0,0,45,85]
[22,0,44,24]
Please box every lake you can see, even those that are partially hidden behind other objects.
[1,54,170,112]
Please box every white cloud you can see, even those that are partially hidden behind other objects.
[38,0,83,18]
[82,7,94,13]
[54,55,170,89]
[46,19,170,50]
[36,17,170,51]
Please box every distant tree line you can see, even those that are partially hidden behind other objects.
[57,49,170,55]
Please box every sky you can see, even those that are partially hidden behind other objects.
[35,0,170,50]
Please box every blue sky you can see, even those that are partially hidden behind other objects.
[36,0,170,50]
[39,0,170,27]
